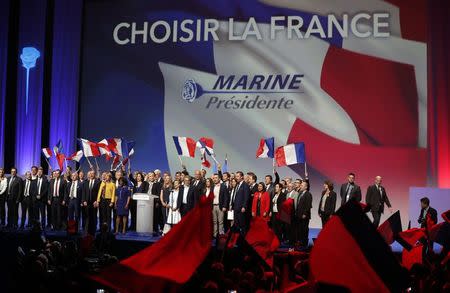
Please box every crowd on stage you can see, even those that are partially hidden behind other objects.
[0,162,406,247]
[0,164,448,292]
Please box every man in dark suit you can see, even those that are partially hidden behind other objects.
[418,197,438,228]
[81,170,99,234]
[264,170,280,198]
[232,171,250,233]
[0,168,7,227]
[295,181,312,247]
[7,167,23,229]
[147,171,162,197]
[246,172,258,227]
[20,171,33,229]
[31,167,48,229]
[64,172,82,231]
[48,170,66,230]
[178,175,195,216]
[191,170,205,207]
[147,171,162,233]
[365,176,392,227]
[340,172,362,207]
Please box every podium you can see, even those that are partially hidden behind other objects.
[132,193,157,233]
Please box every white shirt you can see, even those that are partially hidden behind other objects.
[24,180,31,197]
[272,193,279,213]
[147,181,154,195]
[213,184,220,205]
[0,178,7,195]
[169,189,179,209]
[182,186,190,204]
[53,178,60,197]
[70,181,78,198]
[321,192,329,212]
[229,188,236,209]
[37,177,43,195]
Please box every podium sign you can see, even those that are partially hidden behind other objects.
[132,193,157,233]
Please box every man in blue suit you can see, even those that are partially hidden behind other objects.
[232,171,250,233]
[64,172,82,229]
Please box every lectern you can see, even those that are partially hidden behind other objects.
[132,193,157,233]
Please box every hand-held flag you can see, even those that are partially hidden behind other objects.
[66,150,84,163]
[200,148,211,168]
[79,138,101,157]
[97,139,113,158]
[56,153,65,172]
[126,140,136,156]
[310,200,409,292]
[275,142,306,167]
[256,137,274,158]
[53,139,63,156]
[173,136,196,158]
[89,195,213,292]
[42,148,52,159]
[196,137,214,156]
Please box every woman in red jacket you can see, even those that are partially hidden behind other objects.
[252,182,270,220]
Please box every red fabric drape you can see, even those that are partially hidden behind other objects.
[428,0,450,188]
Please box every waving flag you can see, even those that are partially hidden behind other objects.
[89,194,213,292]
[126,140,136,156]
[275,142,306,167]
[200,148,211,168]
[67,150,84,163]
[99,138,124,157]
[196,137,214,156]
[53,139,63,156]
[79,138,101,157]
[55,153,65,171]
[42,148,52,159]
[97,139,113,158]
[256,137,275,158]
[310,200,409,292]
[173,136,196,158]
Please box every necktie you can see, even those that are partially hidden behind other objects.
[37,178,41,195]
[54,179,59,196]
[25,180,29,196]
[230,188,236,209]
[70,182,76,199]
[90,180,93,191]
[8,177,14,194]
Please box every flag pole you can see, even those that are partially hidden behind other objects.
[211,154,219,164]
[177,155,183,168]
[304,162,308,178]
[44,157,52,171]
[64,158,68,172]
[85,156,93,169]
[95,157,100,172]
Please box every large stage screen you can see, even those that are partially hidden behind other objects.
[79,0,428,227]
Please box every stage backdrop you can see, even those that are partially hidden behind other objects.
[79,0,427,228]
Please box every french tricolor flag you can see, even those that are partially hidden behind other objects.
[79,138,101,157]
[173,136,196,158]
[42,148,53,159]
[275,142,306,167]
[67,150,84,163]
[196,137,215,156]
[256,137,274,159]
